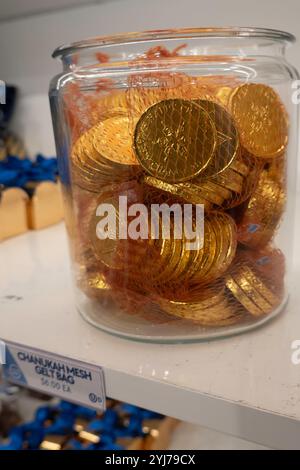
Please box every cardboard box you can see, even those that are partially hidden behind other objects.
[27,181,64,230]
[0,187,28,241]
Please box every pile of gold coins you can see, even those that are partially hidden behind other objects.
[69,75,287,328]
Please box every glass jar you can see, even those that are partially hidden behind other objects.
[49,27,298,342]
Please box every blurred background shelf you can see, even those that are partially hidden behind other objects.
[0,214,300,450]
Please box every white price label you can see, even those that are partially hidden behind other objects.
[2,341,106,410]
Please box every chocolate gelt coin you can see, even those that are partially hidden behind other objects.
[226,261,282,317]
[194,100,240,178]
[158,284,243,325]
[190,212,237,284]
[134,99,217,183]
[211,168,244,194]
[142,175,213,209]
[93,116,139,166]
[229,84,288,158]
[237,171,286,248]
[226,273,264,316]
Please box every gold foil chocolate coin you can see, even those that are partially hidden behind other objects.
[194,100,239,178]
[158,285,242,325]
[142,175,213,209]
[241,266,280,307]
[237,171,286,248]
[229,84,288,158]
[93,116,139,166]
[226,264,281,317]
[134,99,217,183]
[226,273,264,316]
[90,194,124,269]
[71,122,140,191]
[211,168,243,194]
[89,191,153,270]
[215,86,234,106]
[190,212,237,284]
[230,158,250,177]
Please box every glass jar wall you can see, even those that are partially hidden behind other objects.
[50,27,298,342]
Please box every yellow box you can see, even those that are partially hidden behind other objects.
[27,181,64,230]
[0,187,28,241]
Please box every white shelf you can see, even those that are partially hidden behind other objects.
[1,221,300,449]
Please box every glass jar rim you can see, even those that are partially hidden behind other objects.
[52,26,295,58]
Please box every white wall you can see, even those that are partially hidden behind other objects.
[0,0,96,22]
[0,0,300,154]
